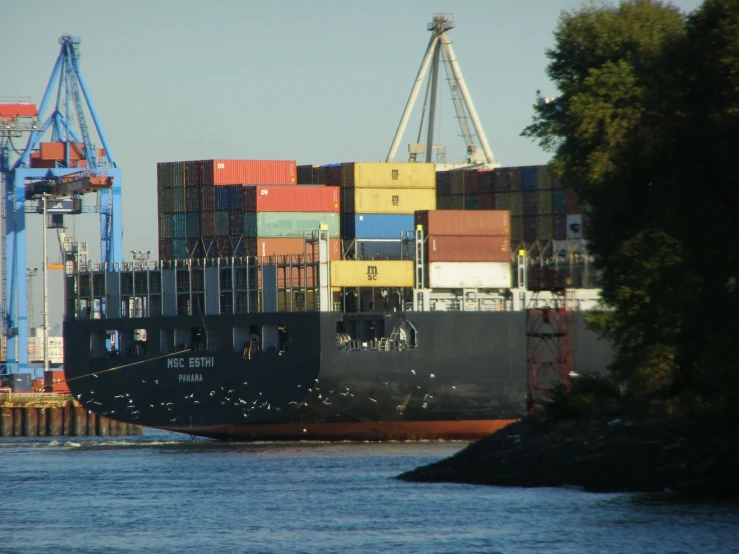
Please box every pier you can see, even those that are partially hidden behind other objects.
[0,391,142,437]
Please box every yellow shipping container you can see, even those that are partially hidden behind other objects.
[351,188,436,214]
[330,260,414,287]
[342,162,436,189]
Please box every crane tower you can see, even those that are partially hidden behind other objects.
[386,13,498,167]
[0,35,123,375]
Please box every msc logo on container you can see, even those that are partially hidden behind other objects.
[391,195,400,206]
[391,169,399,180]
[366,265,378,281]
[217,163,226,169]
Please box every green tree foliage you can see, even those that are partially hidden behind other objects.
[523,0,739,412]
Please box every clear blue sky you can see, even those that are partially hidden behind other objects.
[1,0,704,331]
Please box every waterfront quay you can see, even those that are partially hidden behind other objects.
[0,391,142,437]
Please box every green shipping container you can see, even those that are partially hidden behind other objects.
[535,165,550,189]
[494,192,510,211]
[509,191,523,217]
[510,215,524,244]
[537,214,553,241]
[256,212,340,238]
[537,189,552,214]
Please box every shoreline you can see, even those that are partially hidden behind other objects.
[398,417,739,498]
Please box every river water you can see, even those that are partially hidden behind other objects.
[1,429,738,554]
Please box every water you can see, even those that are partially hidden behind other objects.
[1,430,738,554]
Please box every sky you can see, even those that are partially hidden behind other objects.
[1,0,704,333]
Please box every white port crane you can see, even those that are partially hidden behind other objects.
[386,13,498,167]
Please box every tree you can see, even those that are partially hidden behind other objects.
[524,0,739,411]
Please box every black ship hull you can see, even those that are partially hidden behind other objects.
[63,311,611,441]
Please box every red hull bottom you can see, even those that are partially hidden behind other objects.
[161,420,519,442]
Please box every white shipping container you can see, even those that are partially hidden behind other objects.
[566,214,582,239]
[429,262,512,289]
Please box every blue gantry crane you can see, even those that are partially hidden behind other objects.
[0,34,123,374]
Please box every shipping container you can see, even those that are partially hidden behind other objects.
[450,171,464,195]
[185,187,200,212]
[157,161,185,189]
[415,210,510,237]
[257,212,340,238]
[186,213,200,238]
[243,212,257,237]
[187,238,204,258]
[229,211,243,236]
[172,188,186,213]
[341,162,435,189]
[478,170,494,194]
[242,185,340,213]
[216,211,230,236]
[553,214,567,240]
[297,164,314,185]
[509,167,523,191]
[215,186,230,211]
[429,262,512,289]
[511,216,523,243]
[464,170,479,194]
[536,165,551,189]
[493,168,509,192]
[215,237,232,258]
[537,189,552,214]
[436,171,451,196]
[330,260,414,287]
[172,213,187,239]
[172,239,188,259]
[200,186,215,212]
[347,188,436,214]
[464,195,478,210]
[318,164,342,187]
[436,196,454,210]
[537,214,553,241]
[567,214,583,239]
[196,160,296,185]
[253,237,341,260]
[197,211,214,238]
[202,237,216,258]
[523,216,537,242]
[159,239,172,260]
[344,214,415,240]
[158,214,173,240]
[523,190,537,216]
[157,188,174,213]
[450,195,464,210]
[427,236,510,262]
[509,191,523,217]
[478,193,494,210]
[566,188,579,213]
[494,191,510,211]
[552,189,567,214]
[522,166,537,190]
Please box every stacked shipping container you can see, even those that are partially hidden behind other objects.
[434,164,587,248]
[339,162,436,261]
[415,210,512,289]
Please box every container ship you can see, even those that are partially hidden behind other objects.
[62,160,611,441]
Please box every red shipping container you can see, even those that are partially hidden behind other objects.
[416,210,510,237]
[198,160,297,185]
[0,103,38,119]
[427,235,510,262]
[243,185,340,213]
[478,193,494,210]
[463,170,479,194]
[565,188,579,213]
[252,237,341,260]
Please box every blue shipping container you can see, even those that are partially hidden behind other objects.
[522,166,537,191]
[352,214,415,240]
[172,213,187,239]
[215,187,230,211]
[216,211,230,236]
[172,239,188,259]
[243,212,257,237]
[186,213,200,238]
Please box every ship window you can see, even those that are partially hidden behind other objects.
[233,326,257,353]
[133,329,147,357]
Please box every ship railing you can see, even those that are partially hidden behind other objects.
[0,391,73,402]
